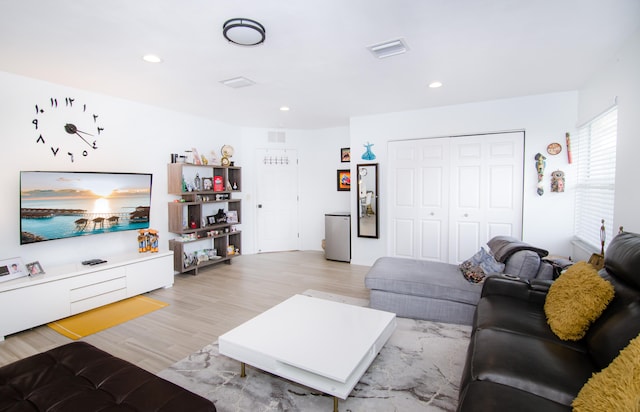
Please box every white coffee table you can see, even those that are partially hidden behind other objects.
[218,294,396,411]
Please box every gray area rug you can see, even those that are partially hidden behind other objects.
[158,291,471,411]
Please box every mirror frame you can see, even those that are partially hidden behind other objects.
[357,163,379,238]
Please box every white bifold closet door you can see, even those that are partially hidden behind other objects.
[388,132,524,263]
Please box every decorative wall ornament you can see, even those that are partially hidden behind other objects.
[551,170,565,192]
[362,142,376,160]
[566,132,573,164]
[535,153,547,196]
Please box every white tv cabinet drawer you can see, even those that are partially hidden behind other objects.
[0,251,173,340]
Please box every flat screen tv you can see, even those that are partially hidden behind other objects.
[20,171,153,245]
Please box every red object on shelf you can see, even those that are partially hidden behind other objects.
[213,176,224,192]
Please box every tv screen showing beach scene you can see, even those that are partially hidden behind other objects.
[20,171,152,245]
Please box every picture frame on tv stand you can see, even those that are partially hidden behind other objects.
[0,257,28,283]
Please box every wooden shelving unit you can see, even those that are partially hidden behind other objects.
[167,163,242,275]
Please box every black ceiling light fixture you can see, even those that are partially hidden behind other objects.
[223,18,266,46]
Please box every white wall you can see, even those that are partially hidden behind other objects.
[1,71,241,268]
[0,70,352,271]
[349,92,579,265]
[578,28,640,236]
[236,126,350,254]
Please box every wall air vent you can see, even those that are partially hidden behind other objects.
[220,76,255,88]
[367,38,409,59]
[268,131,286,143]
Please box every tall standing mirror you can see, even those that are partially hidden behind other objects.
[357,163,379,238]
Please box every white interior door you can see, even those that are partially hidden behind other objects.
[388,131,524,264]
[256,149,300,253]
[388,139,450,261]
[448,132,524,262]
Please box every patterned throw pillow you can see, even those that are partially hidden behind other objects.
[459,248,505,283]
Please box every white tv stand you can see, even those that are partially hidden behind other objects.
[0,251,174,341]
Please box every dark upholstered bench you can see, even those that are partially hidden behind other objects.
[0,341,215,411]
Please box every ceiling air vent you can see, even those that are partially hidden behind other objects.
[220,76,255,88]
[367,38,409,59]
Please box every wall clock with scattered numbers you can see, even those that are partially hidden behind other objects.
[32,97,104,163]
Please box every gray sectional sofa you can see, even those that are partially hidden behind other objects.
[365,236,554,325]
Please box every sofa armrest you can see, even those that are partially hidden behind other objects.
[481,275,551,304]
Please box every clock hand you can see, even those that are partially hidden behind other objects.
[64,123,96,148]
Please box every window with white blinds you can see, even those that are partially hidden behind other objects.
[574,106,617,250]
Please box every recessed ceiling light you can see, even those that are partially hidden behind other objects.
[280,106,290,112]
[142,54,163,63]
[429,81,443,88]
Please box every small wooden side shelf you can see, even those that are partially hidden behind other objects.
[167,163,242,274]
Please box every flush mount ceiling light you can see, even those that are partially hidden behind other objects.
[367,38,409,59]
[223,18,266,46]
[429,81,443,88]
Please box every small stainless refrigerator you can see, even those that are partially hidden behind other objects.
[325,212,351,262]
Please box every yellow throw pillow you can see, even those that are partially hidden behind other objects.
[544,261,614,341]
[572,333,640,411]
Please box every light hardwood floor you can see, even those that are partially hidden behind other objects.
[0,251,371,373]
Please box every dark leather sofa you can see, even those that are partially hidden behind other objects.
[458,231,640,411]
[0,341,215,411]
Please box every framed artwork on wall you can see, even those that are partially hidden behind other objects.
[337,169,351,191]
[341,148,351,163]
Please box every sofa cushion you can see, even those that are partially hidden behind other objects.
[572,333,640,412]
[461,328,594,406]
[458,381,571,412]
[0,341,216,412]
[503,250,541,279]
[474,295,587,352]
[604,231,640,289]
[365,257,482,305]
[544,261,614,341]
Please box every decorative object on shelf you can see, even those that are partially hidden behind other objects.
[213,175,224,191]
[566,132,573,164]
[0,257,28,283]
[550,170,565,192]
[232,181,238,190]
[214,209,227,224]
[31,97,104,163]
[202,177,213,191]
[192,148,202,165]
[201,154,209,165]
[206,215,217,226]
[337,169,351,191]
[361,142,376,160]
[221,145,234,166]
[137,229,159,253]
[588,220,606,270]
[535,152,547,196]
[194,173,202,191]
[226,210,238,223]
[341,147,351,162]
[26,261,45,276]
[184,150,193,164]
[547,142,562,155]
[223,18,266,46]
[209,150,220,166]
